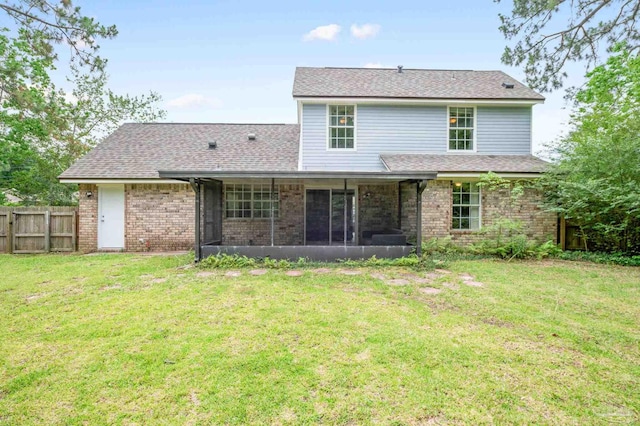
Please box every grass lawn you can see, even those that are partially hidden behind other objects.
[0,254,638,425]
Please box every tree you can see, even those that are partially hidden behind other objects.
[0,0,117,71]
[497,0,640,92]
[539,45,640,253]
[0,1,165,205]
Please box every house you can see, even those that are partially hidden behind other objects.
[59,66,556,261]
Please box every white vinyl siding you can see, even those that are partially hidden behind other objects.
[300,103,533,171]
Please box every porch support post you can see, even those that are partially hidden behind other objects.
[343,179,348,247]
[270,178,275,246]
[397,182,402,229]
[416,180,427,256]
[190,178,201,262]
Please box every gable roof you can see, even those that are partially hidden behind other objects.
[380,154,549,173]
[293,67,544,101]
[59,123,300,179]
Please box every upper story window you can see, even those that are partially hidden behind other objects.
[328,105,355,149]
[225,184,279,219]
[448,106,475,151]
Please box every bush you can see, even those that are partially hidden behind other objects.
[555,251,640,267]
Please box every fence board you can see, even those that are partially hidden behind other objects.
[0,212,8,253]
[0,207,77,253]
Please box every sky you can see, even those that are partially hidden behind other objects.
[52,0,591,155]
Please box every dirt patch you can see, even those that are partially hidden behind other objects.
[100,285,122,291]
[310,268,332,274]
[150,278,167,284]
[340,269,362,275]
[355,349,371,362]
[249,269,268,276]
[369,272,387,280]
[195,271,215,278]
[386,278,411,286]
[435,269,451,275]
[286,270,303,277]
[482,317,513,328]
[459,273,484,287]
[441,282,459,291]
[419,287,442,295]
[25,293,45,302]
[225,271,242,278]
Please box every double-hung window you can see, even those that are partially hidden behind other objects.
[225,184,279,219]
[448,106,475,151]
[328,105,355,149]
[452,182,481,230]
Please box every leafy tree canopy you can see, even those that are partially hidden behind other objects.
[0,1,165,205]
[497,0,640,91]
[540,45,640,253]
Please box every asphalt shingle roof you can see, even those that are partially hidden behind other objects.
[380,154,549,173]
[293,67,545,101]
[59,123,300,179]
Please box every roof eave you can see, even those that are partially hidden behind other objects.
[292,96,544,105]
[158,170,437,181]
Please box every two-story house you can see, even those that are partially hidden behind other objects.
[60,66,557,260]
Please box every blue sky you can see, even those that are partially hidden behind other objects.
[70,0,586,154]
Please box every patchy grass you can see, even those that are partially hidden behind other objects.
[0,254,638,425]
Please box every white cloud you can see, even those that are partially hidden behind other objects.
[363,62,384,68]
[303,24,341,42]
[69,38,91,50]
[166,94,222,109]
[351,23,381,40]
[63,91,78,104]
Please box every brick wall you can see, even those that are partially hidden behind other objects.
[222,183,304,245]
[78,184,98,252]
[77,179,556,252]
[420,180,557,245]
[125,184,195,251]
[358,184,399,238]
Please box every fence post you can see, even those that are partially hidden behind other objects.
[44,210,50,252]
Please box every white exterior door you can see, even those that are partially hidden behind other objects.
[98,185,125,249]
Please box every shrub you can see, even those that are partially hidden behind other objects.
[555,251,640,267]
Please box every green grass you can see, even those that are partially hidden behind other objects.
[0,254,638,425]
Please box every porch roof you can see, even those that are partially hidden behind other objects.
[157,170,437,181]
[380,154,549,174]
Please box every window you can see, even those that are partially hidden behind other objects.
[452,182,480,230]
[449,106,475,151]
[328,105,355,149]
[225,184,279,219]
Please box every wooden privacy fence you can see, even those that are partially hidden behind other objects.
[0,207,78,254]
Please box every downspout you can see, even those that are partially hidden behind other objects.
[190,178,201,262]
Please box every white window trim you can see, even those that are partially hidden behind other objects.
[326,104,357,151]
[446,105,477,153]
[224,184,279,220]
[451,182,482,231]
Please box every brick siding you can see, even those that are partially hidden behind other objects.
[125,184,195,251]
[222,183,304,245]
[77,179,556,252]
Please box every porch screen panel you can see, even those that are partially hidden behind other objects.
[306,190,330,243]
[203,180,222,244]
[331,190,355,243]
